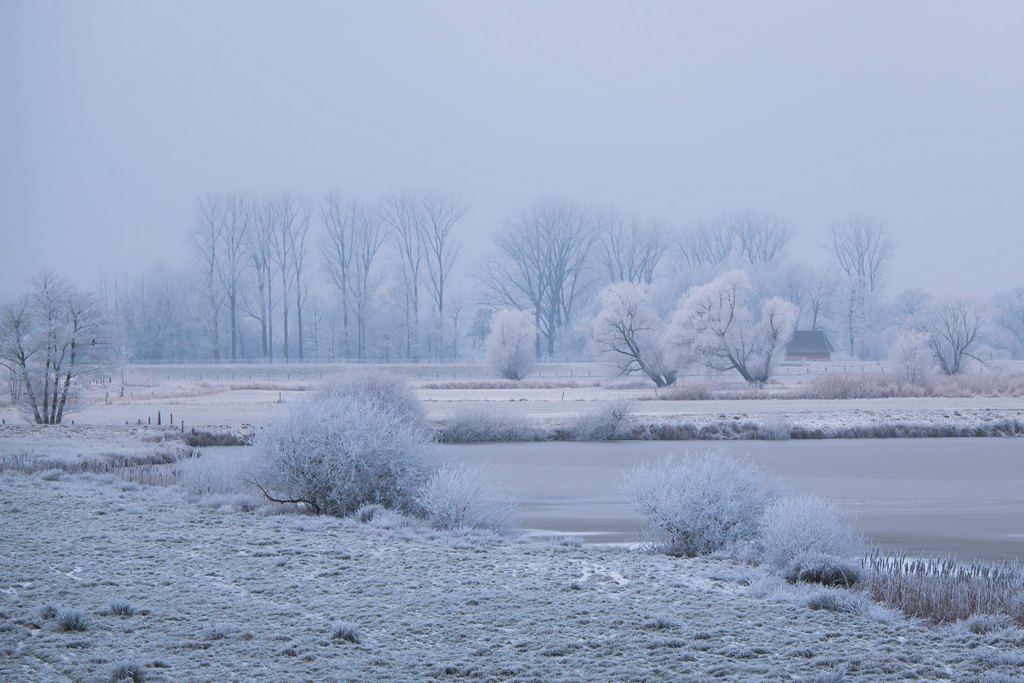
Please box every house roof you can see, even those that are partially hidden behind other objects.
[786,330,835,354]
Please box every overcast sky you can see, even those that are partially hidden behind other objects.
[2,1,1022,300]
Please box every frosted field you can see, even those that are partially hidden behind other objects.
[2,363,1024,681]
[3,472,1024,682]
[2,361,1021,437]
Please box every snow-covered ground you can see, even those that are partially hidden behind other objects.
[3,376,1022,437]
[2,364,1023,681]
[3,472,1023,682]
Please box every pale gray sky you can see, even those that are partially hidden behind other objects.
[2,1,1023,299]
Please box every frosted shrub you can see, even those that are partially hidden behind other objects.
[624,450,776,556]
[418,465,517,532]
[437,406,536,443]
[888,330,934,386]
[486,309,537,380]
[322,369,427,429]
[570,399,635,441]
[254,384,437,516]
[758,494,863,571]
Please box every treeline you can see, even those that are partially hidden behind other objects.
[99,195,1024,364]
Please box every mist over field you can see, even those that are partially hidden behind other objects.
[3,3,1024,682]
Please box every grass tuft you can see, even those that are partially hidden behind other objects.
[331,621,362,644]
[108,600,137,617]
[107,660,146,683]
[56,608,89,632]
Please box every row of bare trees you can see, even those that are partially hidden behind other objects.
[96,195,1024,365]
[180,191,466,363]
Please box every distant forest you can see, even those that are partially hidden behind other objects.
[79,193,1024,365]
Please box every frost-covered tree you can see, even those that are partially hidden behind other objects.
[589,282,676,387]
[0,272,108,424]
[926,298,986,375]
[485,309,537,380]
[664,270,797,384]
[888,329,934,385]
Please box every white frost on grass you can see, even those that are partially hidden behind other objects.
[3,472,1024,682]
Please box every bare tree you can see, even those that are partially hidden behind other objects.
[676,221,734,269]
[381,192,426,359]
[597,210,665,285]
[927,298,986,375]
[351,201,389,360]
[193,196,226,360]
[268,194,306,362]
[445,293,468,360]
[479,200,597,356]
[729,213,793,265]
[248,200,277,361]
[590,282,676,387]
[321,193,356,358]
[0,272,108,424]
[665,270,797,384]
[420,191,465,354]
[219,195,250,361]
[827,215,892,357]
[289,203,311,361]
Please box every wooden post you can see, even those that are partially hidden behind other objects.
[157,411,161,426]
[148,416,151,425]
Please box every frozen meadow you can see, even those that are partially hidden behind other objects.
[3,471,1024,683]
[2,363,1024,681]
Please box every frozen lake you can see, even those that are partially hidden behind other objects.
[444,438,1024,561]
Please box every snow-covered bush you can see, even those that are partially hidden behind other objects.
[623,450,777,556]
[758,494,863,571]
[436,406,537,443]
[254,379,437,516]
[569,399,636,441]
[486,309,537,380]
[889,329,934,386]
[418,465,517,532]
[323,369,427,429]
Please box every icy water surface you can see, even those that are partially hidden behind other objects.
[444,438,1024,560]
